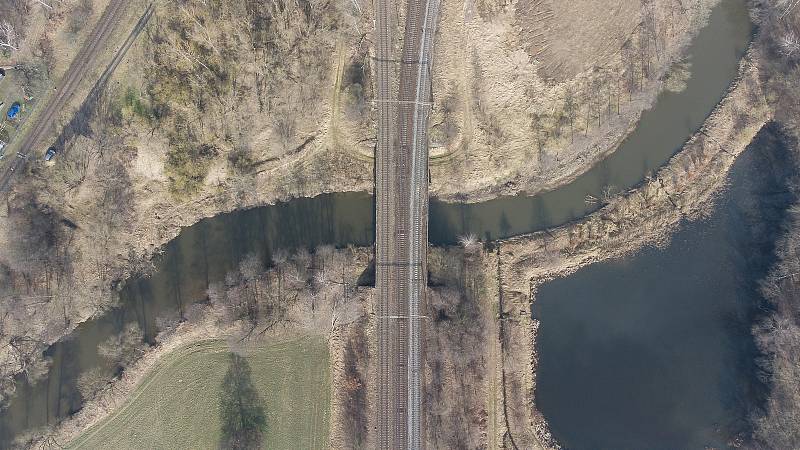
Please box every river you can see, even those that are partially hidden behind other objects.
[0,0,754,446]
[429,0,752,241]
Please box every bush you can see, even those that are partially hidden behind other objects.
[122,86,153,121]
[165,142,219,195]
[68,0,94,35]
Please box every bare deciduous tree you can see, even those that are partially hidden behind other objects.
[458,233,480,253]
[529,111,544,156]
[563,86,577,142]
[778,31,800,57]
[97,323,145,370]
[0,21,18,51]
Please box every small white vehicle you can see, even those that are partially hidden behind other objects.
[0,140,6,159]
[44,146,57,161]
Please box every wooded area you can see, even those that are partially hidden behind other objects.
[742,0,800,447]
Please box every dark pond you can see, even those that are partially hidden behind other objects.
[533,126,792,449]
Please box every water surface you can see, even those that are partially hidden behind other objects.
[0,0,755,444]
[0,194,373,444]
[534,128,792,449]
[430,0,752,241]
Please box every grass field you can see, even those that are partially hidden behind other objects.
[68,337,330,450]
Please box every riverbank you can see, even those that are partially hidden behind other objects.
[0,0,761,444]
[495,47,769,446]
[10,46,769,445]
[750,147,800,447]
[745,1,800,446]
[24,242,552,449]
[429,0,720,203]
[18,246,373,449]
[0,0,742,408]
[500,48,768,284]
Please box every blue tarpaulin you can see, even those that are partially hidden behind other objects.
[6,103,20,120]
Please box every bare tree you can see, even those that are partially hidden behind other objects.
[458,233,480,253]
[563,87,577,142]
[273,112,297,151]
[97,323,145,369]
[638,24,652,85]
[67,0,94,34]
[317,244,335,281]
[776,0,800,17]
[589,73,603,127]
[778,31,800,58]
[529,111,544,156]
[240,253,263,282]
[601,184,618,204]
[291,248,312,283]
[3,188,71,292]
[77,366,112,402]
[622,39,638,99]
[0,21,18,51]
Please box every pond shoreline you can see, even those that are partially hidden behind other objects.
[532,125,794,448]
[497,47,769,447]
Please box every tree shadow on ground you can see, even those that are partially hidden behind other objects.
[219,354,267,450]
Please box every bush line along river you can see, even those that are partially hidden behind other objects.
[0,0,757,446]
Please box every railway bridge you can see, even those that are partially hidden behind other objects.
[374,0,441,445]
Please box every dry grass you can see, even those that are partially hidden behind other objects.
[516,0,640,80]
[429,0,718,202]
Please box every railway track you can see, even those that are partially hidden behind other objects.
[0,0,133,194]
[375,0,441,444]
[374,0,399,445]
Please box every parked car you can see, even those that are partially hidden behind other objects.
[6,102,20,120]
[0,140,6,159]
[44,146,57,161]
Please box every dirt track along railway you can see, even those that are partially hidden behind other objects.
[375,0,441,444]
[0,0,141,194]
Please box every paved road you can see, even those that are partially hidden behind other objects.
[375,0,441,444]
[0,0,133,194]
